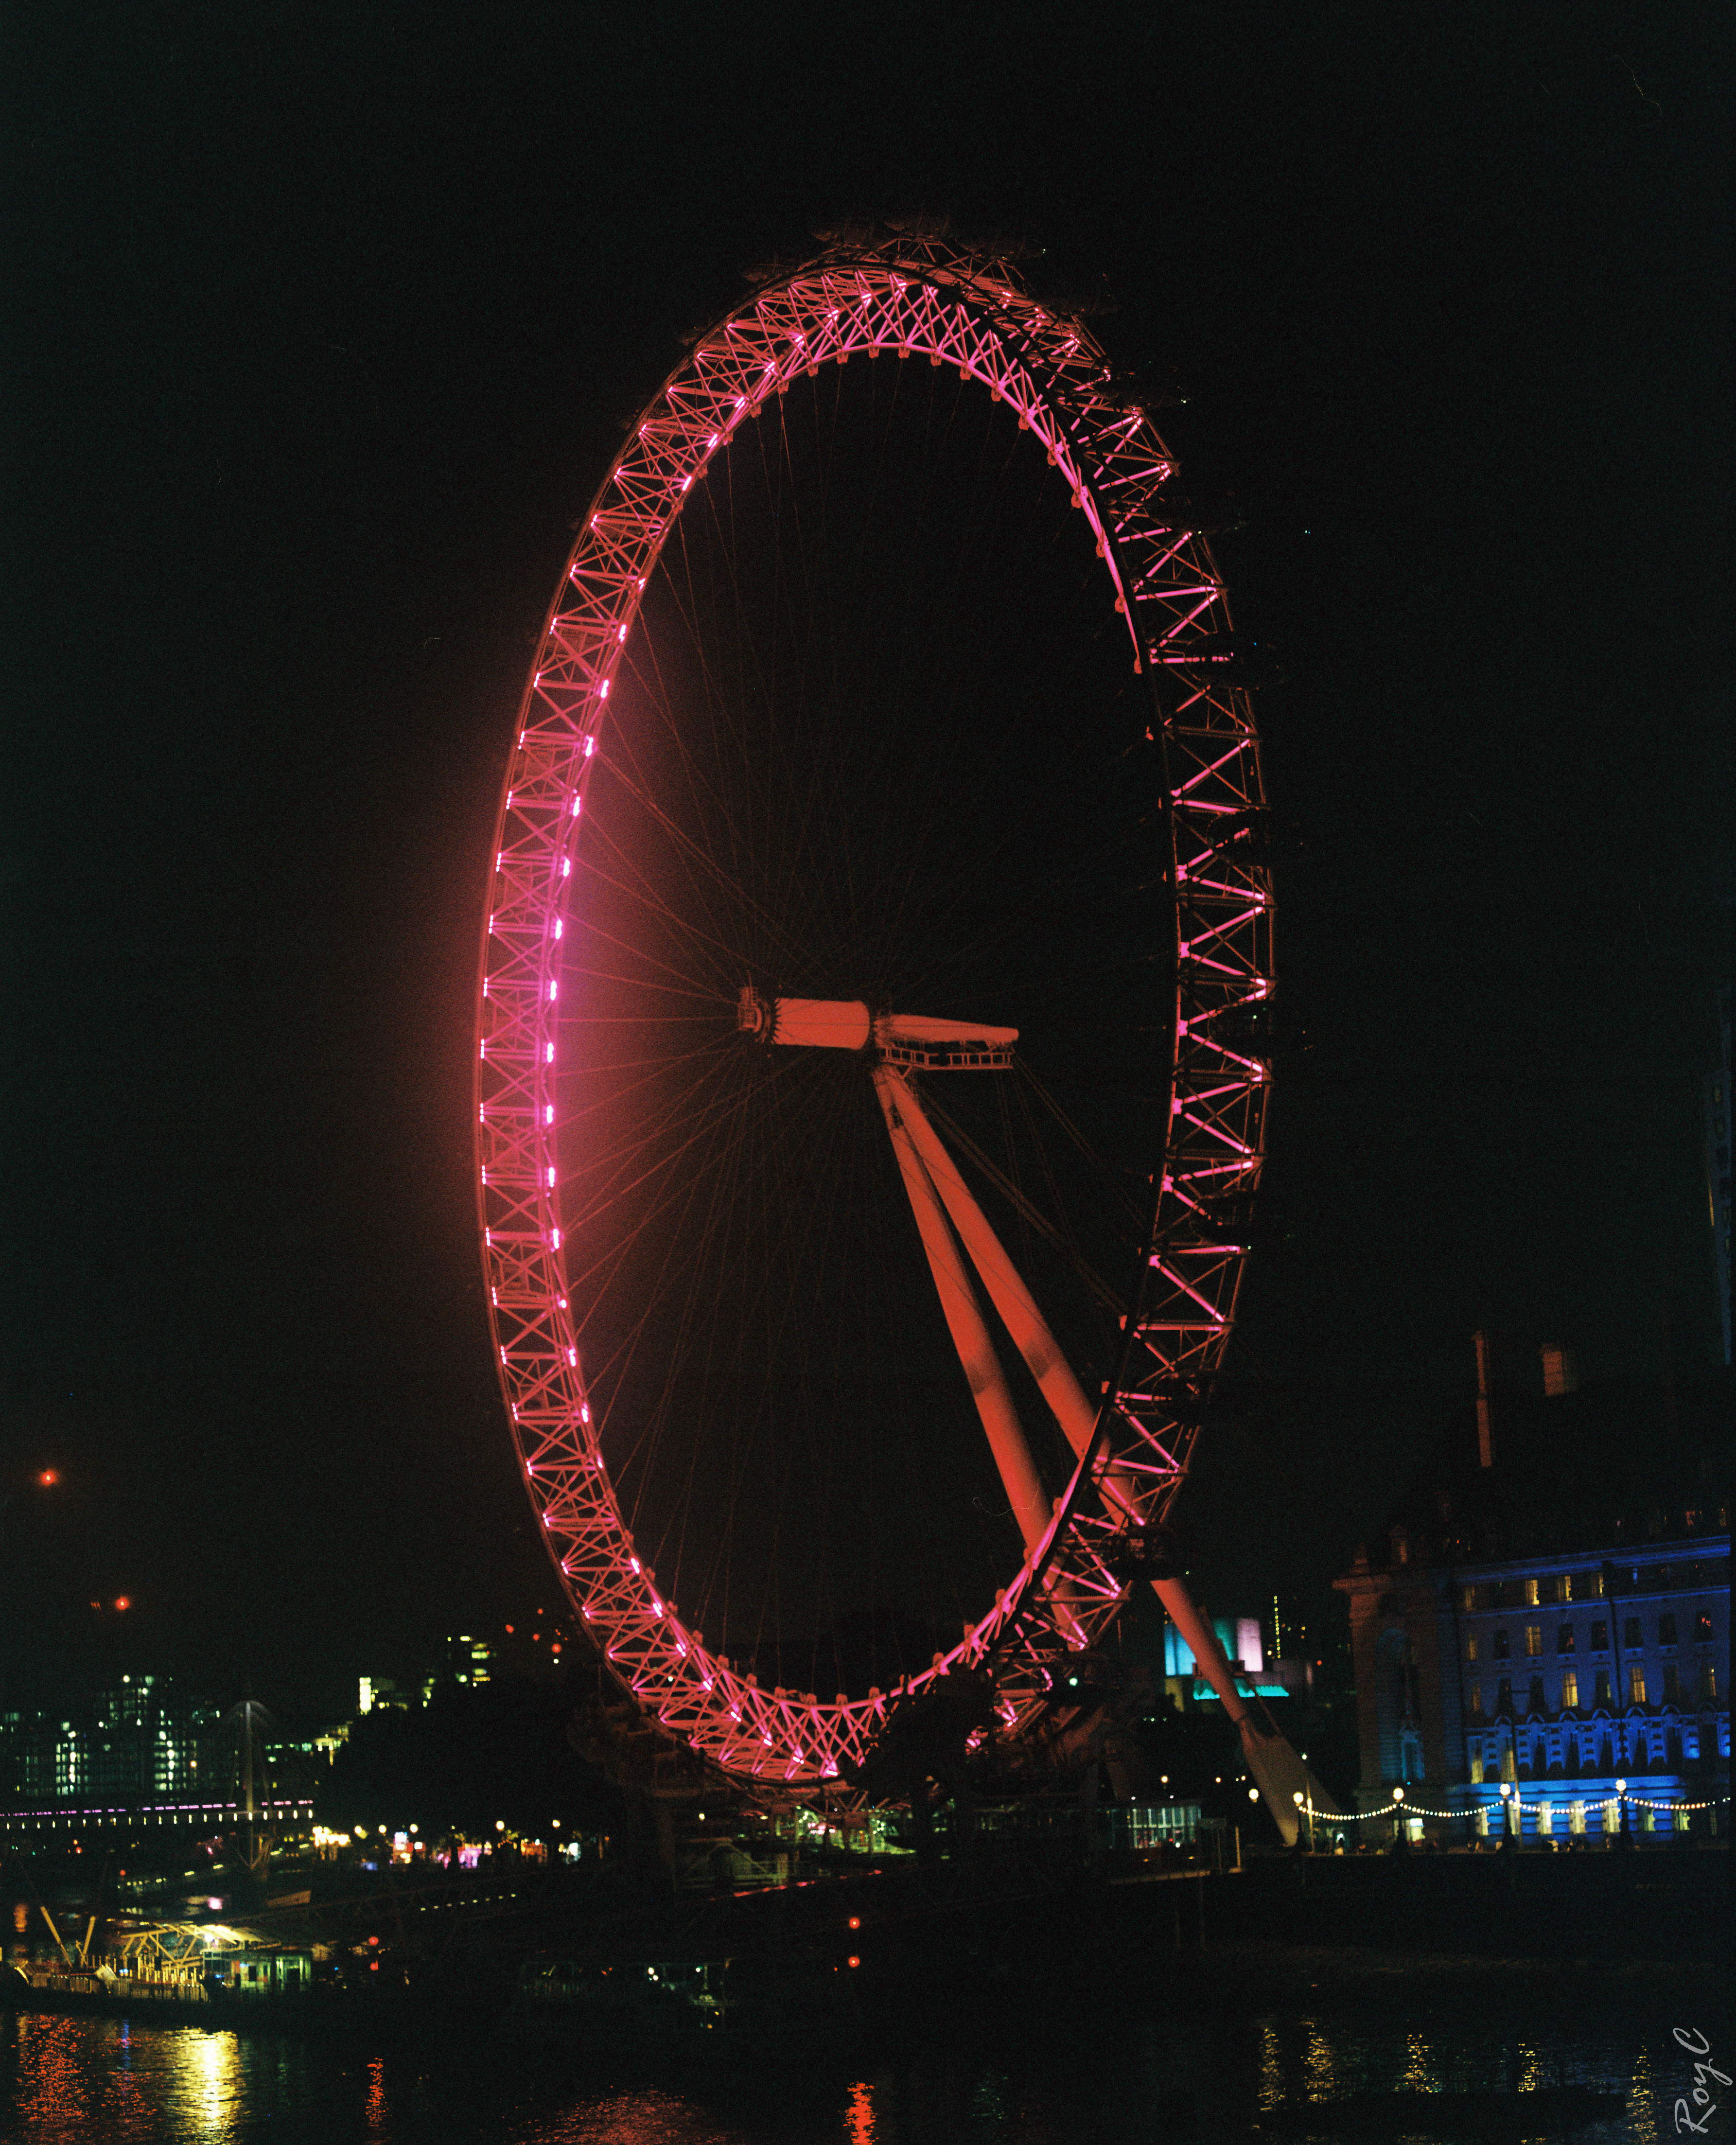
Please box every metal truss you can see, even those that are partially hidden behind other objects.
[475,236,1273,1789]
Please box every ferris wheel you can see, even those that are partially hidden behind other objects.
[474,230,1326,1838]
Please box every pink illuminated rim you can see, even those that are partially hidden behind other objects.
[475,237,1272,1786]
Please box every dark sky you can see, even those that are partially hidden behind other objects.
[4,4,1728,1724]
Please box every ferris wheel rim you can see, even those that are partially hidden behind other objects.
[474,236,1273,1787]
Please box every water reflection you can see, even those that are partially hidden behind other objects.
[1400,2029,1435,2092]
[1629,2046,1660,2145]
[521,2084,747,2142]
[1258,2019,1283,2108]
[190,2027,241,2131]
[0,1970,1716,2142]
[1303,2019,1337,2098]
[16,2015,84,2136]
[846,2080,876,2145]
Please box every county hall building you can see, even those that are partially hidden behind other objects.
[1335,1344,1730,1846]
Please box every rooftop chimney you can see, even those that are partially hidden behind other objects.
[1540,1342,1578,1397]
[1473,1328,1495,1469]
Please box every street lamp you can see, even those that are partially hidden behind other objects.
[0,1465,59,1546]
[1392,1785,1406,1851]
[1614,1777,1632,1850]
[1499,1779,1518,1851]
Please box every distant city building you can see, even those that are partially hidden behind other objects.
[0,1676,221,1805]
[421,1634,492,1703]
[1161,1614,1299,1708]
[357,1676,409,1716]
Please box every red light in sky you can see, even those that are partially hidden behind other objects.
[113,1596,131,1612]
[36,1469,59,1488]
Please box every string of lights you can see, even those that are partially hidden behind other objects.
[1296,1790,1730,1823]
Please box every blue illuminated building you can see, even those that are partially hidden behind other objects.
[1335,1354,1729,1846]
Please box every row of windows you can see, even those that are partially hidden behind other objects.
[1468,1718,1721,1777]
[1459,1564,1728,1613]
[1468,1612,1715,1662]
[1469,1660,1719,1716]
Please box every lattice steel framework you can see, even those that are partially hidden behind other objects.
[475,235,1272,1786]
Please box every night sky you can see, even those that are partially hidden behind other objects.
[4,5,1728,1727]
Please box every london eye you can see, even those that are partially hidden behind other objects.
[474,229,1325,1836]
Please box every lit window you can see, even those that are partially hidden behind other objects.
[1524,1579,1539,1606]
[1556,1573,1573,1603]
[1701,1661,1718,1702]
[1560,1669,1578,1708]
[1466,1635,1480,1662]
[1470,1685,1484,1716]
[1558,1623,1575,1654]
[1525,1624,1543,1657]
[1695,1612,1714,1643]
[1460,1584,1476,1613]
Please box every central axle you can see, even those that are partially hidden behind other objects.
[736,989,1017,1067]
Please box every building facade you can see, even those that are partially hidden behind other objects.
[1337,1532,1729,1843]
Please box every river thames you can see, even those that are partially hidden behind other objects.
[0,1952,1723,2143]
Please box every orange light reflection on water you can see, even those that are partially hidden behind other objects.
[847,2079,876,2144]
[17,2015,82,2129]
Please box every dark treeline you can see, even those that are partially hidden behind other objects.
[315,1674,622,1837]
